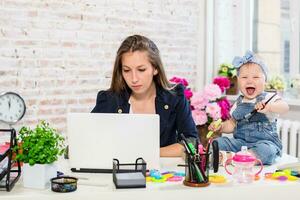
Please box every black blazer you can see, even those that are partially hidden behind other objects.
[91,84,198,147]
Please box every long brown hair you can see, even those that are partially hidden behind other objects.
[109,35,171,94]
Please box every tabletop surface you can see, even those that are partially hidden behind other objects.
[1,155,300,200]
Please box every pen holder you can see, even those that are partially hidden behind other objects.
[183,152,211,187]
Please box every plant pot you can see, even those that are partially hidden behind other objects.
[196,124,222,146]
[226,76,238,95]
[23,163,57,189]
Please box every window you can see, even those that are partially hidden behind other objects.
[207,0,299,85]
[252,0,299,77]
[281,0,291,74]
[283,40,290,73]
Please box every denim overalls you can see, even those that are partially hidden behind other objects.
[216,92,282,165]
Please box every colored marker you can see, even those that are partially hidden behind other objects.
[207,119,222,139]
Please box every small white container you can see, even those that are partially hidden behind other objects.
[23,163,57,189]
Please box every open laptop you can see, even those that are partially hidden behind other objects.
[67,113,160,172]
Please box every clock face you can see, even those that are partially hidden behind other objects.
[0,92,26,124]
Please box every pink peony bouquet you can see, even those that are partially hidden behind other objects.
[213,76,231,93]
[191,79,231,126]
[169,76,193,101]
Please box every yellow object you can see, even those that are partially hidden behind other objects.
[163,174,173,179]
[287,175,298,181]
[271,171,286,179]
[152,177,167,183]
[146,177,152,182]
[282,169,291,175]
[209,174,227,183]
[207,119,222,139]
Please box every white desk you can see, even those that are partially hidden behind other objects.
[2,155,300,200]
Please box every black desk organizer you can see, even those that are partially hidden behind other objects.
[112,157,146,189]
[180,134,219,187]
[0,128,21,192]
[183,151,211,187]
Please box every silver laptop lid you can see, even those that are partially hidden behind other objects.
[67,113,160,170]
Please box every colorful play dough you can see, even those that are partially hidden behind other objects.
[167,176,183,182]
[209,174,227,183]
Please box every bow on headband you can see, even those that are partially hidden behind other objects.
[232,50,255,69]
[232,50,268,80]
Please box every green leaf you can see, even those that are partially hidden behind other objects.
[14,120,65,166]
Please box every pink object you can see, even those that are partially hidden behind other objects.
[203,84,222,101]
[0,142,10,154]
[191,92,209,110]
[217,98,231,120]
[205,103,221,120]
[191,110,208,125]
[232,151,256,162]
[184,89,193,100]
[213,76,230,93]
[198,144,204,154]
[169,76,189,87]
[167,176,183,182]
[169,76,193,101]
[224,146,263,183]
[278,176,288,181]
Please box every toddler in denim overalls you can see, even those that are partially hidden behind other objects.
[209,51,289,165]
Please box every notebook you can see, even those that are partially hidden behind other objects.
[67,113,160,172]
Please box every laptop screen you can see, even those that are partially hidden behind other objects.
[67,113,160,172]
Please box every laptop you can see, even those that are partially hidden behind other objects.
[67,113,160,172]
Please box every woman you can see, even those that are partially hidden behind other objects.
[91,35,198,157]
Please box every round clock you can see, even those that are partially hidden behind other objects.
[0,92,26,124]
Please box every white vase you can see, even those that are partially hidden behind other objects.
[23,163,57,189]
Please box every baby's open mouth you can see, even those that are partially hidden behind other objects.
[246,87,256,95]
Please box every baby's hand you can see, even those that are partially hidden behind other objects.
[208,120,222,132]
[255,101,270,113]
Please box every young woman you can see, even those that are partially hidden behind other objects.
[91,35,198,157]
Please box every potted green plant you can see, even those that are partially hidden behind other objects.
[14,121,65,189]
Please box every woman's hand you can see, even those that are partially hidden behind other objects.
[160,143,185,157]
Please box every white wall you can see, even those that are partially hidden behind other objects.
[207,0,253,81]
[0,0,203,132]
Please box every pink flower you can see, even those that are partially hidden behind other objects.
[192,110,208,125]
[181,78,188,87]
[213,76,231,93]
[169,76,189,87]
[205,103,221,120]
[170,75,231,126]
[217,98,231,120]
[184,89,193,101]
[203,84,222,101]
[190,92,209,110]
[169,76,192,100]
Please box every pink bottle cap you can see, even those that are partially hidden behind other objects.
[232,146,256,162]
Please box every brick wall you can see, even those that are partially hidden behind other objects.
[0,0,201,133]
